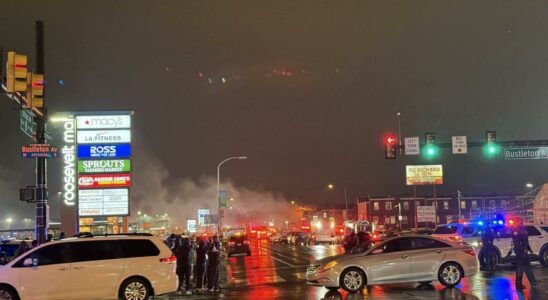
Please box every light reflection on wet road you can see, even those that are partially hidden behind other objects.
[163,239,548,299]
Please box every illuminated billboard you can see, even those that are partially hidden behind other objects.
[78,159,131,173]
[77,130,131,144]
[76,115,131,129]
[77,144,131,159]
[79,188,129,216]
[406,165,443,186]
[78,173,132,189]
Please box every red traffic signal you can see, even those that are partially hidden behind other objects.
[384,134,397,159]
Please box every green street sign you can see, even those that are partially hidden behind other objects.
[219,190,228,208]
[504,147,548,160]
[78,159,131,173]
[20,110,35,139]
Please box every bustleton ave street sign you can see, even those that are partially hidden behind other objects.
[504,147,548,160]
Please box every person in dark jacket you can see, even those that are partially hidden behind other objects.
[357,230,372,249]
[481,224,496,271]
[343,231,358,253]
[176,237,193,295]
[207,235,221,292]
[195,238,208,291]
[508,217,538,289]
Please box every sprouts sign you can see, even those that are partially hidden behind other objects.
[59,111,133,217]
[78,159,131,173]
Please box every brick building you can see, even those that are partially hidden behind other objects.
[356,194,536,230]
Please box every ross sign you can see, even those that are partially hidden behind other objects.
[77,144,131,158]
[404,137,420,155]
[78,173,132,188]
[406,165,443,186]
[77,130,131,144]
[504,147,548,160]
[79,188,129,216]
[21,144,58,158]
[219,190,228,208]
[20,110,35,139]
[78,159,131,173]
[198,209,210,226]
[417,206,436,222]
[62,118,77,206]
[76,115,131,129]
[187,220,197,233]
[452,136,467,154]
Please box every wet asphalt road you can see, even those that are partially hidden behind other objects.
[160,239,548,300]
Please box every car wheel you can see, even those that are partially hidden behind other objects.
[340,268,366,293]
[438,262,463,288]
[540,248,548,267]
[120,278,151,300]
[0,286,18,300]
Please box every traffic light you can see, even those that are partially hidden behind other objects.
[26,73,44,108]
[384,134,397,159]
[484,131,499,156]
[424,132,438,158]
[6,51,28,93]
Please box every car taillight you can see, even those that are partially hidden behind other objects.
[160,255,176,264]
[463,249,475,257]
[244,240,250,244]
[228,241,235,246]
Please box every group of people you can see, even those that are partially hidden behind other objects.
[166,234,222,295]
[481,217,540,290]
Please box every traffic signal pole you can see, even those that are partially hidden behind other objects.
[34,21,48,244]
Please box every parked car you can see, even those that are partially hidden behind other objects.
[0,234,178,300]
[227,235,251,257]
[432,223,479,242]
[306,235,478,293]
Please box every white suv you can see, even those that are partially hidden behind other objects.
[0,234,178,300]
[463,224,548,267]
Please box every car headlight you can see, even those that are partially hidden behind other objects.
[471,241,482,247]
[319,261,338,273]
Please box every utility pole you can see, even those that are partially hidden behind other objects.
[34,21,48,244]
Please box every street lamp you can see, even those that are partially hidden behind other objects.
[6,218,13,230]
[217,156,247,233]
[526,183,534,190]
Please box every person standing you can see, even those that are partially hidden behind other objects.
[207,235,221,292]
[481,224,496,271]
[509,217,538,290]
[195,238,208,291]
[175,237,193,295]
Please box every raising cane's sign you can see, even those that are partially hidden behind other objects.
[78,173,132,188]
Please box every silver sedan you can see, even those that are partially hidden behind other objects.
[306,234,478,293]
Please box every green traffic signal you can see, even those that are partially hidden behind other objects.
[423,144,438,158]
[484,143,500,156]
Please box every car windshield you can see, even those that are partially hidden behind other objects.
[434,225,458,234]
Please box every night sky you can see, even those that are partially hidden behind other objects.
[1,1,547,221]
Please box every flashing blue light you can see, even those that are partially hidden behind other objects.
[492,220,497,224]
[477,221,484,226]
[498,220,503,225]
